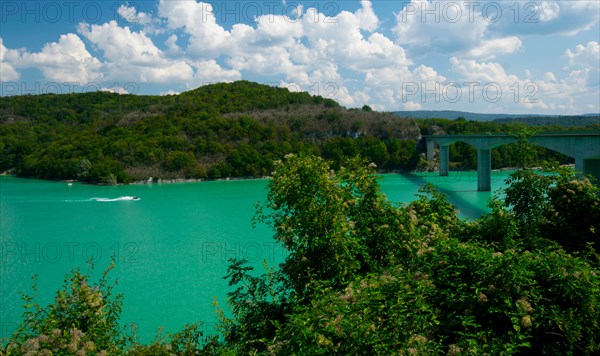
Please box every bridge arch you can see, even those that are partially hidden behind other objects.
[425,133,600,191]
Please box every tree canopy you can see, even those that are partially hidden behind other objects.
[0,82,421,183]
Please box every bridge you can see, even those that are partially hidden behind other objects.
[424,133,600,191]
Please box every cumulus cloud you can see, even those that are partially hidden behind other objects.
[79,21,160,65]
[158,1,231,57]
[489,1,600,36]
[4,0,598,113]
[467,37,522,59]
[154,0,411,107]
[404,101,422,110]
[160,89,180,96]
[355,0,379,31]
[394,0,598,59]
[301,3,409,71]
[187,60,241,87]
[394,0,491,56]
[449,56,598,112]
[565,41,600,70]
[78,21,193,83]
[21,33,102,83]
[564,41,600,88]
[254,14,304,45]
[165,35,183,55]
[117,3,164,34]
[450,57,520,84]
[101,86,129,94]
[0,38,21,81]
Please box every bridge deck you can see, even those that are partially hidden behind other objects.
[424,133,600,191]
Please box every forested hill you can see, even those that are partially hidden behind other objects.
[0,81,422,183]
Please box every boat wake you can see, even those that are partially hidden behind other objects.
[91,196,141,202]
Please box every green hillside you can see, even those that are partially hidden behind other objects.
[0,81,421,183]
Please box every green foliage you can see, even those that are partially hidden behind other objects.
[501,163,600,253]
[216,259,290,353]
[254,155,429,297]
[4,83,594,183]
[3,261,126,355]
[2,262,213,355]
[508,128,539,169]
[126,323,208,355]
[226,155,600,354]
[0,82,421,183]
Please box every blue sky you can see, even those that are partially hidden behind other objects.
[1,0,599,114]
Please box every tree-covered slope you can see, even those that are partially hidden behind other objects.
[0,81,421,183]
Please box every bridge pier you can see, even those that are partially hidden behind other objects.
[581,159,600,183]
[426,140,435,161]
[477,149,492,191]
[572,157,600,180]
[440,145,449,176]
[424,133,599,191]
[575,157,585,178]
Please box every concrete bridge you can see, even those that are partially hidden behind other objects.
[424,133,600,191]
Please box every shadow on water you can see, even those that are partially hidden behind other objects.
[403,170,507,219]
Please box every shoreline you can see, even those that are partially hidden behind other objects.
[1,167,529,186]
[128,175,273,185]
[0,173,274,186]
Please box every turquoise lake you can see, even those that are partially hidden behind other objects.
[0,171,511,343]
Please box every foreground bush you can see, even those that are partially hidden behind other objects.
[218,156,599,354]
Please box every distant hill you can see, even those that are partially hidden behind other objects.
[493,116,600,127]
[393,110,600,125]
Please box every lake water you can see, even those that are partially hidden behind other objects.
[0,170,511,343]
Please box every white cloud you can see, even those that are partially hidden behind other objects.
[544,72,557,82]
[448,56,598,112]
[467,37,522,59]
[117,3,163,34]
[101,86,129,94]
[279,81,303,92]
[188,60,241,87]
[160,89,180,96]
[255,14,303,46]
[165,35,182,55]
[301,3,409,71]
[404,101,422,110]
[4,0,598,114]
[227,46,307,82]
[565,41,600,70]
[362,63,448,111]
[450,57,520,84]
[564,41,600,89]
[538,1,560,22]
[158,1,231,57]
[394,0,490,56]
[79,21,160,65]
[78,21,193,83]
[394,0,598,59]
[0,38,21,81]
[355,0,379,31]
[21,33,101,83]
[489,1,599,36]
